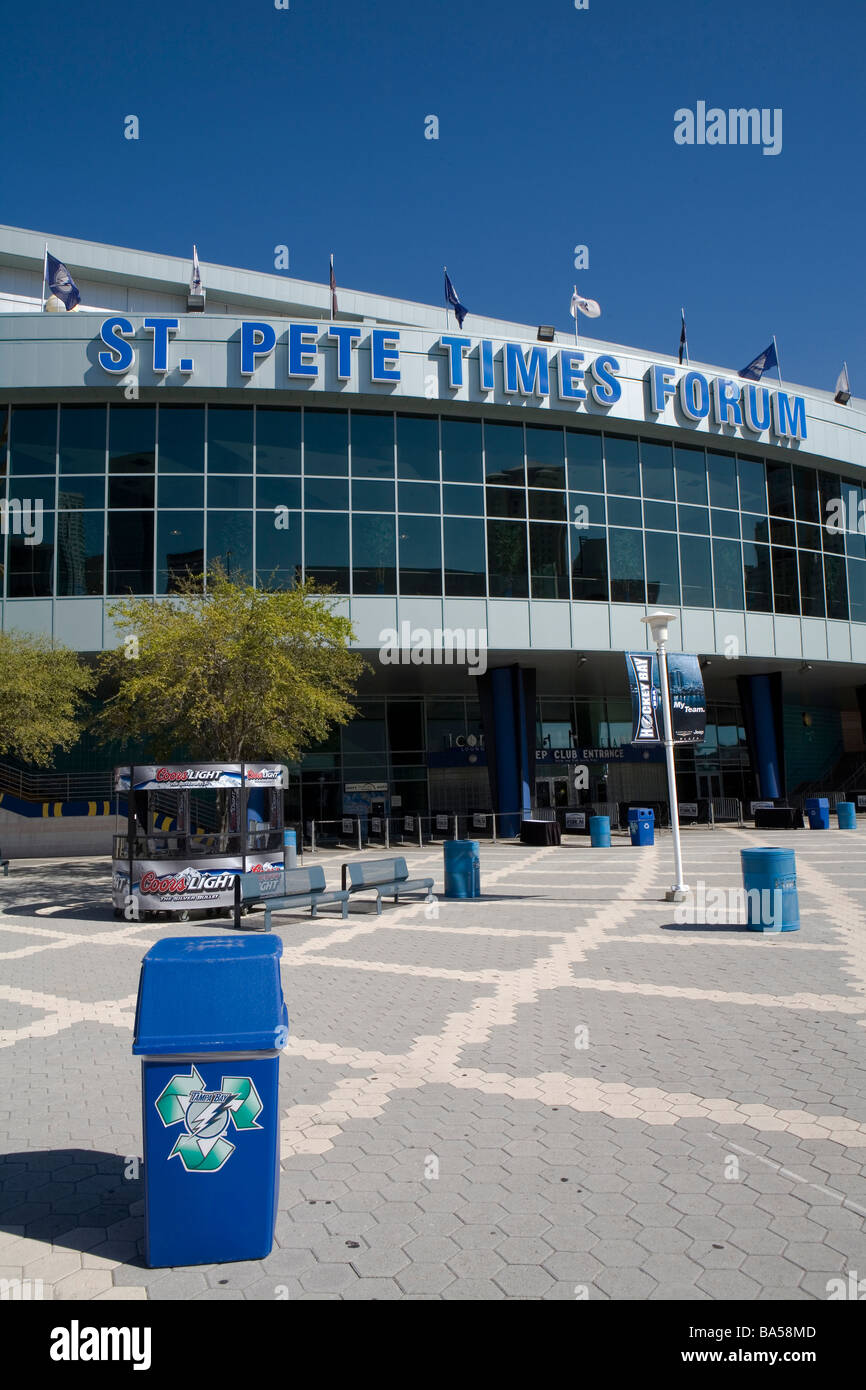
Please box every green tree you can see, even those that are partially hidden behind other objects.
[0,631,94,765]
[95,569,366,762]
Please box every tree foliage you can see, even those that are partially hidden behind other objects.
[0,631,94,765]
[95,570,366,762]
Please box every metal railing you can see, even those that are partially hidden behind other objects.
[0,761,115,802]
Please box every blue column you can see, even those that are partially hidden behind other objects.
[749,674,782,800]
[480,666,536,837]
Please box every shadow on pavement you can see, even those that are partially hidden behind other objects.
[0,1149,145,1263]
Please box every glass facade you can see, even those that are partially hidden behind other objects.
[1,402,864,620]
[294,691,751,820]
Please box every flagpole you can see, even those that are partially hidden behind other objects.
[443,266,449,331]
[573,285,578,346]
[41,243,48,311]
[681,307,689,365]
[773,335,782,386]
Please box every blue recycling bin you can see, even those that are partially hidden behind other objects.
[740,847,799,932]
[804,797,830,830]
[836,802,857,830]
[444,839,481,898]
[283,827,298,868]
[590,816,611,848]
[133,935,289,1268]
[628,807,655,847]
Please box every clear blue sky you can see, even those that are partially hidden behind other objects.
[3,0,862,391]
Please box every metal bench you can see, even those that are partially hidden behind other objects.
[341,856,434,914]
[233,866,348,931]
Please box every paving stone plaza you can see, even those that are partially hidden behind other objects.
[1,827,865,1302]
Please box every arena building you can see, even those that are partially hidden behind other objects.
[1,223,865,830]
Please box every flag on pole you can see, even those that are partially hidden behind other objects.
[330,254,338,318]
[834,362,851,405]
[45,252,81,311]
[570,287,601,318]
[190,245,201,296]
[444,268,467,328]
[739,341,778,381]
[678,309,688,365]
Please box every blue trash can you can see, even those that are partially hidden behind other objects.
[283,827,298,868]
[740,847,799,932]
[628,807,655,847]
[836,802,857,830]
[443,839,481,898]
[133,935,289,1267]
[590,815,611,848]
[804,797,830,830]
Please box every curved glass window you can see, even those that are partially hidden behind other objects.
[484,422,524,486]
[109,405,155,474]
[305,409,348,475]
[256,408,300,475]
[675,446,707,506]
[444,517,485,597]
[738,456,766,513]
[645,531,680,605]
[566,429,603,492]
[529,489,566,521]
[158,512,204,593]
[351,411,394,479]
[442,418,482,484]
[10,406,56,475]
[352,478,394,512]
[399,514,441,595]
[487,519,528,597]
[708,450,738,510]
[680,534,712,607]
[530,521,569,599]
[799,551,824,617]
[305,512,348,591]
[743,542,772,611]
[60,406,105,475]
[486,486,525,519]
[397,414,438,480]
[526,426,565,489]
[255,476,301,511]
[108,511,153,594]
[570,526,608,602]
[713,539,744,609]
[158,406,204,473]
[256,510,300,591]
[207,407,253,474]
[207,510,252,583]
[398,481,439,514]
[609,528,645,602]
[59,476,105,510]
[443,483,483,516]
[209,475,252,509]
[58,511,104,596]
[604,436,640,496]
[641,440,675,500]
[304,477,348,511]
[352,514,396,594]
[8,514,54,596]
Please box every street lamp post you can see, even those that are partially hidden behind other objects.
[641,611,689,903]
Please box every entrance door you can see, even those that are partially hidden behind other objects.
[537,777,570,809]
[696,772,722,803]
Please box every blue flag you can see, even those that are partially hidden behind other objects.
[739,340,777,381]
[444,269,467,328]
[46,252,81,310]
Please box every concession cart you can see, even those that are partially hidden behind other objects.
[113,762,290,920]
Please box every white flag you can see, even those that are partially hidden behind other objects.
[835,362,850,403]
[570,288,601,318]
[190,245,201,295]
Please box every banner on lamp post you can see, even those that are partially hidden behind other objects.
[626,652,706,746]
